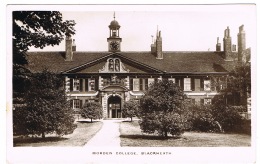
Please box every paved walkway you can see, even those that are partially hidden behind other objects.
[84,120,121,147]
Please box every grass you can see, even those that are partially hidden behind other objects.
[119,120,251,147]
[13,120,103,147]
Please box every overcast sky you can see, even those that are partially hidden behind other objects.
[26,5,256,52]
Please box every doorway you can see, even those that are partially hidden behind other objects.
[107,96,122,118]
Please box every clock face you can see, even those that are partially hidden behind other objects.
[110,41,120,51]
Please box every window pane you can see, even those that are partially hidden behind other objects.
[148,78,154,87]
[73,79,80,91]
[133,78,140,91]
[88,79,95,91]
[184,78,191,91]
[204,80,211,91]
[204,99,212,105]
[194,79,200,91]
[73,99,80,109]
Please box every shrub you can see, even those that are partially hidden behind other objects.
[81,102,103,122]
[13,71,77,138]
[139,79,185,138]
[122,100,139,121]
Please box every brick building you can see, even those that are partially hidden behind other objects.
[26,15,251,118]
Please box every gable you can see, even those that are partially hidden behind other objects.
[64,53,163,74]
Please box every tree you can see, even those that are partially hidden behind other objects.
[13,11,76,65]
[81,102,103,123]
[13,11,76,106]
[227,63,251,106]
[13,70,77,138]
[211,96,244,132]
[139,79,185,138]
[122,100,139,122]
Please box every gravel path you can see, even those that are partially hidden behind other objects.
[84,120,121,147]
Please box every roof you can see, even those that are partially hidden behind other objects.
[25,51,237,74]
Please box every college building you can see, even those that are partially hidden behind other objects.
[26,15,251,119]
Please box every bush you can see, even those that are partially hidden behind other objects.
[122,100,139,121]
[13,71,77,138]
[139,79,185,138]
[183,104,220,132]
[211,104,244,133]
[81,102,103,122]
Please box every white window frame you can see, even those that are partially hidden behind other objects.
[73,99,80,109]
[148,78,154,87]
[88,78,95,91]
[133,78,140,91]
[204,98,212,105]
[73,79,80,91]
[204,80,211,91]
[184,78,191,91]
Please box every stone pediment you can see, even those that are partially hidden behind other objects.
[63,53,162,74]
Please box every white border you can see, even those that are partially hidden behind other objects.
[3,2,259,164]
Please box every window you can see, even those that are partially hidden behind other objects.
[204,98,212,105]
[88,79,95,91]
[148,78,154,87]
[194,79,200,91]
[133,78,140,91]
[184,78,191,91]
[204,80,211,91]
[168,78,175,83]
[73,99,81,109]
[73,79,80,91]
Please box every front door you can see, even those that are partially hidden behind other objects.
[107,96,121,118]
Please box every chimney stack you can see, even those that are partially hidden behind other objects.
[237,25,246,62]
[65,36,73,61]
[216,37,221,51]
[72,39,76,52]
[156,31,163,59]
[223,26,232,60]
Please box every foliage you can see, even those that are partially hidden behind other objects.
[13,11,76,65]
[80,102,103,123]
[13,70,77,138]
[211,97,244,132]
[139,79,185,138]
[222,63,251,105]
[186,104,222,132]
[13,11,76,109]
[122,100,139,121]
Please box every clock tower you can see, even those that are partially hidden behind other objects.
[107,13,122,52]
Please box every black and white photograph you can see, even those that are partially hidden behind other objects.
[6,4,257,164]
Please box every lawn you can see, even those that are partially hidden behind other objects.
[119,120,251,147]
[13,120,103,147]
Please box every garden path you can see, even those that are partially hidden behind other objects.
[84,120,121,147]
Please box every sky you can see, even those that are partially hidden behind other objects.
[27,5,256,52]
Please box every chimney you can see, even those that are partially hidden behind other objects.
[65,36,73,61]
[223,26,232,60]
[237,25,246,62]
[151,35,156,54]
[156,31,163,59]
[216,37,221,51]
[72,39,76,52]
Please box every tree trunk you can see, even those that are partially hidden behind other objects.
[131,117,132,122]
[91,118,93,123]
[42,132,45,139]
[164,130,168,138]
